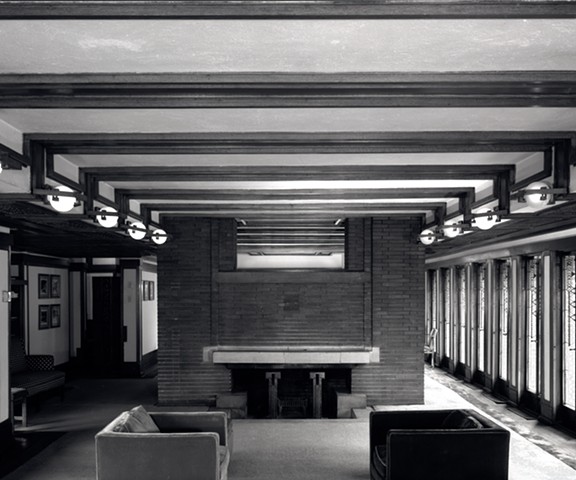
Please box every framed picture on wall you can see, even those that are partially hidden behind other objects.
[50,275,61,298]
[39,305,50,329]
[50,305,61,328]
[38,274,50,298]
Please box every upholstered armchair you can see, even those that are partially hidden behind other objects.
[96,406,232,480]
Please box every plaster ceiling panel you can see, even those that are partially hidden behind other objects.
[2,108,576,133]
[1,20,576,73]
[63,151,538,168]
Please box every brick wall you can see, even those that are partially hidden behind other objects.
[353,218,425,405]
[157,216,425,406]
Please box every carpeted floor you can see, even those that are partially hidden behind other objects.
[2,371,576,480]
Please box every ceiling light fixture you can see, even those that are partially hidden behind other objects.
[519,181,564,208]
[95,207,119,228]
[442,221,462,239]
[472,207,499,231]
[47,185,77,213]
[151,229,168,245]
[128,221,147,240]
[419,228,437,245]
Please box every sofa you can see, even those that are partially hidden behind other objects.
[10,336,65,399]
[370,408,510,480]
[95,406,233,480]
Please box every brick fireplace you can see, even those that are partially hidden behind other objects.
[156,217,425,407]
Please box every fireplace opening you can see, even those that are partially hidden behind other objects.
[231,368,351,418]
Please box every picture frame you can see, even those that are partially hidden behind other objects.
[38,305,50,330]
[50,275,61,298]
[38,274,50,298]
[50,305,61,328]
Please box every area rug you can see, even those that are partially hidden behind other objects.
[228,419,369,480]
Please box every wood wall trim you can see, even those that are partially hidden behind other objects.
[0,1,575,19]
[11,252,70,268]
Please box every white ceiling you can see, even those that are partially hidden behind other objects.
[0,9,575,255]
[1,19,576,73]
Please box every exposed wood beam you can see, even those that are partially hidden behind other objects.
[3,72,576,108]
[85,165,513,182]
[27,132,570,156]
[1,1,576,19]
[116,187,477,201]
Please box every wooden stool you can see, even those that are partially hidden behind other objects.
[11,387,28,427]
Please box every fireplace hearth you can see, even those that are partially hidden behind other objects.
[231,368,351,418]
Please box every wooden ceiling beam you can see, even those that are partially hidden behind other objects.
[25,132,566,156]
[116,187,477,201]
[3,72,576,108]
[0,1,575,19]
[88,165,512,182]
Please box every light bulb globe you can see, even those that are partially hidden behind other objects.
[151,229,168,245]
[474,207,498,231]
[48,185,76,213]
[419,229,436,245]
[525,181,551,208]
[128,221,147,240]
[96,207,119,228]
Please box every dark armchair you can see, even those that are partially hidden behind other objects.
[370,409,510,480]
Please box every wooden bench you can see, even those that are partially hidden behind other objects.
[9,336,65,424]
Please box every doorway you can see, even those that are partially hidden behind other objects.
[84,276,123,376]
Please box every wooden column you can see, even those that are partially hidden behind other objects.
[310,371,325,419]
[266,371,281,419]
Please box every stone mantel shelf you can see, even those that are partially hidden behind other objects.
[205,346,380,365]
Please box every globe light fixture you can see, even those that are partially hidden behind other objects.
[473,207,498,231]
[96,207,119,228]
[128,221,147,240]
[524,181,552,208]
[48,185,76,213]
[419,228,436,245]
[442,222,462,239]
[151,229,168,245]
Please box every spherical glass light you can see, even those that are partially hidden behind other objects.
[48,185,76,213]
[474,207,498,231]
[96,207,119,228]
[442,222,461,239]
[524,181,551,208]
[151,229,168,245]
[128,221,147,240]
[419,228,436,245]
